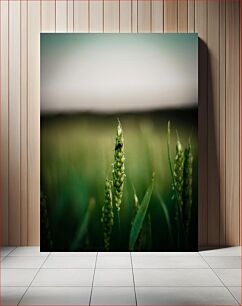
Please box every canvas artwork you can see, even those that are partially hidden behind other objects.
[41,33,198,252]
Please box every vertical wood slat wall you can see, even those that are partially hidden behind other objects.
[0,0,240,247]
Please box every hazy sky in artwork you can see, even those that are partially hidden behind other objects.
[41,33,198,114]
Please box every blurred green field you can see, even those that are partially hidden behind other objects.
[41,109,198,251]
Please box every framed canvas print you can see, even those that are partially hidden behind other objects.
[40,33,198,252]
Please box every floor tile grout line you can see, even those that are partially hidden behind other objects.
[130,251,137,306]
[2,246,17,257]
[8,255,50,258]
[198,253,226,284]
[2,247,241,304]
[1,256,7,263]
[1,255,53,269]
[7,253,234,257]
[89,251,98,306]
[198,253,240,305]
[1,267,241,270]
[17,252,51,306]
[226,286,241,305]
[201,255,242,258]
[0,285,239,288]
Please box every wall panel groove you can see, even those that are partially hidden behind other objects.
[219,0,226,246]
[1,0,9,246]
[0,0,240,247]
[20,0,28,246]
[178,0,187,33]
[188,0,195,33]
[164,0,178,32]
[41,1,55,33]
[225,0,240,246]
[104,0,119,32]
[27,0,40,245]
[67,0,74,32]
[120,0,131,32]
[151,0,163,33]
[74,0,88,32]
[132,0,138,32]
[195,0,209,247]
[9,0,21,245]
[90,0,103,32]
[56,0,67,32]
[138,0,151,32]
[207,0,220,246]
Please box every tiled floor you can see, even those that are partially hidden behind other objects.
[0,246,241,305]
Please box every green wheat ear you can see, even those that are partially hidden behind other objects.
[167,121,188,249]
[174,134,184,209]
[112,119,125,212]
[182,140,193,234]
[101,178,114,251]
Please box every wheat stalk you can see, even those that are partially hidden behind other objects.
[131,186,142,250]
[101,178,114,251]
[174,136,184,209]
[182,141,193,234]
[112,119,125,212]
[167,121,187,249]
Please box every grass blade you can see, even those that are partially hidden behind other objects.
[70,198,95,251]
[129,175,154,251]
[158,195,174,245]
[131,183,140,218]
